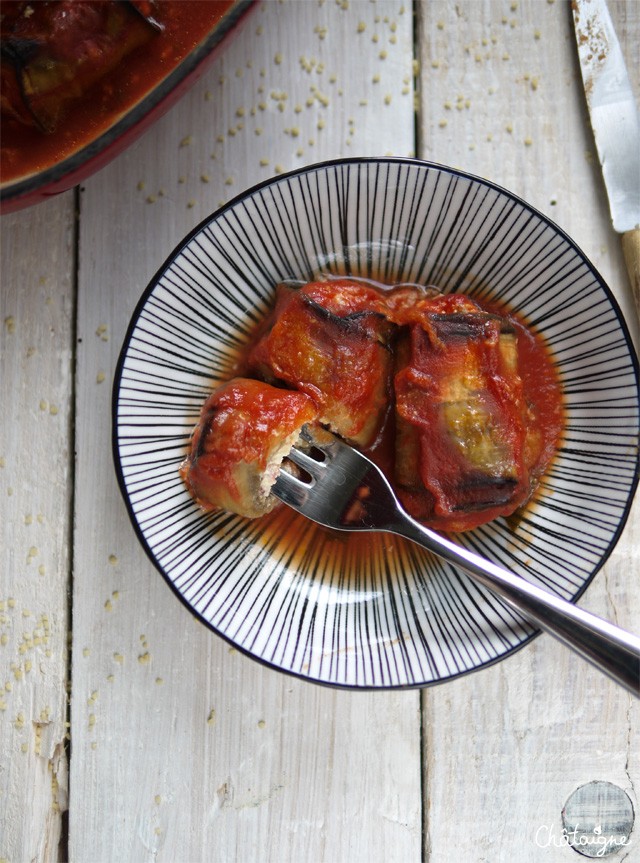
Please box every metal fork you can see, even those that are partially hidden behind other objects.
[272,425,640,695]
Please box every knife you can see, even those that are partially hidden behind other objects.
[571,0,640,312]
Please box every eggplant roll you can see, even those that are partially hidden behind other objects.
[0,2,157,133]
[247,280,394,448]
[394,302,537,532]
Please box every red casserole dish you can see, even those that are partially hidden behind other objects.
[0,0,254,213]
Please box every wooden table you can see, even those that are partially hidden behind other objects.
[2,2,638,861]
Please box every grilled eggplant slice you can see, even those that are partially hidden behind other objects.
[180,378,318,518]
[247,280,394,448]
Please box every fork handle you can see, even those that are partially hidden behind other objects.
[394,516,640,696]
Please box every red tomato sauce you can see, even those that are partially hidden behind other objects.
[0,0,234,183]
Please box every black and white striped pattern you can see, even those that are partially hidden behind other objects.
[113,158,639,689]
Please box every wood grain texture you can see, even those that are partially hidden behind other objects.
[69,2,421,861]
[416,2,639,861]
[0,193,75,861]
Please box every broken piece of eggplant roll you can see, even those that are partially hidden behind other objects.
[180,378,318,519]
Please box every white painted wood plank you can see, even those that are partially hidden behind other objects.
[0,192,75,861]
[70,3,421,862]
[416,2,639,860]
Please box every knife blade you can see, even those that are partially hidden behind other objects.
[571,0,640,309]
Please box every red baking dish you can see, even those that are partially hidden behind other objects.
[0,0,254,214]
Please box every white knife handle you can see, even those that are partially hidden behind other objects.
[622,227,640,317]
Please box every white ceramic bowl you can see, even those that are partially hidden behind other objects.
[113,158,639,689]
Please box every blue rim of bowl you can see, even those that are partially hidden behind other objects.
[112,156,640,690]
[0,0,253,209]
